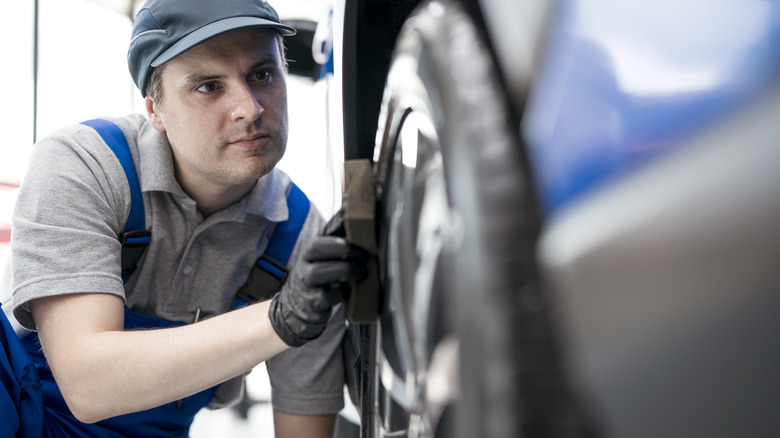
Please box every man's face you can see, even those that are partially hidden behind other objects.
[147,28,288,193]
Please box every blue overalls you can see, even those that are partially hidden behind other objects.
[0,119,310,437]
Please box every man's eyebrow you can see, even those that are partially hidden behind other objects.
[182,73,223,88]
[247,54,281,71]
[180,54,281,87]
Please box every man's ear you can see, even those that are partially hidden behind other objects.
[145,96,166,132]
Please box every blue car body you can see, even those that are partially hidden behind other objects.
[526,0,780,211]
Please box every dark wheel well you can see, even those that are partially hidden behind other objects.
[341,0,518,162]
[341,0,422,160]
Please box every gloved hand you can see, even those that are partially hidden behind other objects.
[269,229,368,347]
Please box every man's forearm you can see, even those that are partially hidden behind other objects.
[32,293,289,423]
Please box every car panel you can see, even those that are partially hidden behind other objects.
[524,0,780,212]
[539,75,780,438]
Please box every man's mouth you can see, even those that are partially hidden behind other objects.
[230,133,269,150]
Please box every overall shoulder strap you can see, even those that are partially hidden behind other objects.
[235,183,310,306]
[265,183,310,266]
[81,118,151,283]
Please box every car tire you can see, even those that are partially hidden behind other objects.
[368,1,595,437]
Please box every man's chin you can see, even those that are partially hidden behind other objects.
[231,163,275,185]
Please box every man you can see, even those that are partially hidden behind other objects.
[2,0,366,436]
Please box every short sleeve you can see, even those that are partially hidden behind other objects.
[11,124,131,330]
[266,303,346,414]
[265,202,346,415]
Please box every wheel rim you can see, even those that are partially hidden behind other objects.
[374,38,462,437]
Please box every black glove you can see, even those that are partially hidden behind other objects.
[269,233,368,347]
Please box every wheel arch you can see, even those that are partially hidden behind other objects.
[341,0,500,161]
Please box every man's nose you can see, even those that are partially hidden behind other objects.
[229,82,263,122]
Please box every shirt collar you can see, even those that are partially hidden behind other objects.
[136,121,186,197]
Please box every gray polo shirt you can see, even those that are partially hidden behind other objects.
[10,113,345,414]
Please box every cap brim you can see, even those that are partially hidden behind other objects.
[151,16,297,67]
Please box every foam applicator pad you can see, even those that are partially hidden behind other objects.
[343,159,380,322]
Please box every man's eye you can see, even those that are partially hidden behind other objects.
[252,70,271,81]
[196,82,219,93]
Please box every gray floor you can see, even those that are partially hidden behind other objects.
[190,403,275,438]
[190,363,276,437]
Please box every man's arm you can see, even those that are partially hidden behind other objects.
[31,236,368,424]
[273,410,336,438]
[31,292,288,424]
